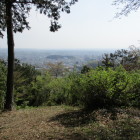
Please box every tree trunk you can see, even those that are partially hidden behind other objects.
[4,1,15,111]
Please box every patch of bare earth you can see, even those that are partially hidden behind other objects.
[0,106,140,140]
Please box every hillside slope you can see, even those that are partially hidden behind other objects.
[0,106,140,140]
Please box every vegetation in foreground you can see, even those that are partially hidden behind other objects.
[1,47,140,110]
[0,48,140,139]
[0,106,140,140]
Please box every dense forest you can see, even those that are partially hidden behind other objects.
[0,47,140,110]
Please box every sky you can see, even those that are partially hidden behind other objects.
[1,0,140,50]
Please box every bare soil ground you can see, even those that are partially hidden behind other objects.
[0,106,140,140]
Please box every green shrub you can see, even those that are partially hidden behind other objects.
[0,60,6,110]
[28,73,51,106]
[3,60,139,109]
[128,70,140,107]
[68,66,139,109]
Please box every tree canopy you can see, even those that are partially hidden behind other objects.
[0,0,77,111]
[113,0,140,17]
[0,0,78,38]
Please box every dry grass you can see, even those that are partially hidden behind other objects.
[0,106,140,140]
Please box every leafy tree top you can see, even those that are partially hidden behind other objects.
[113,0,140,17]
[0,0,78,38]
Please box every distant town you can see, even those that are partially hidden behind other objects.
[0,48,114,70]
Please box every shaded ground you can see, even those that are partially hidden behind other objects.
[0,106,140,140]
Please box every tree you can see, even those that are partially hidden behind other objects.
[102,53,115,68]
[102,47,140,70]
[14,60,40,107]
[126,45,140,70]
[113,0,140,17]
[47,62,69,78]
[0,0,77,111]
[81,65,90,74]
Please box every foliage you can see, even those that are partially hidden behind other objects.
[128,70,140,107]
[102,47,140,71]
[42,66,140,109]
[28,72,52,107]
[0,59,41,108]
[81,65,90,74]
[1,58,140,109]
[113,0,140,17]
[14,60,41,107]
[102,53,115,68]
[46,62,69,78]
[46,78,70,105]
[0,0,78,111]
[0,60,6,110]
[0,0,78,37]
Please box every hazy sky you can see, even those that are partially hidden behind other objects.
[1,0,140,50]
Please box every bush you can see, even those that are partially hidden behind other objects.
[0,60,6,110]
[27,72,51,106]
[42,66,140,109]
[1,58,139,109]
[128,70,140,107]
[67,66,140,109]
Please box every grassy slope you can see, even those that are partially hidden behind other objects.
[0,106,140,140]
